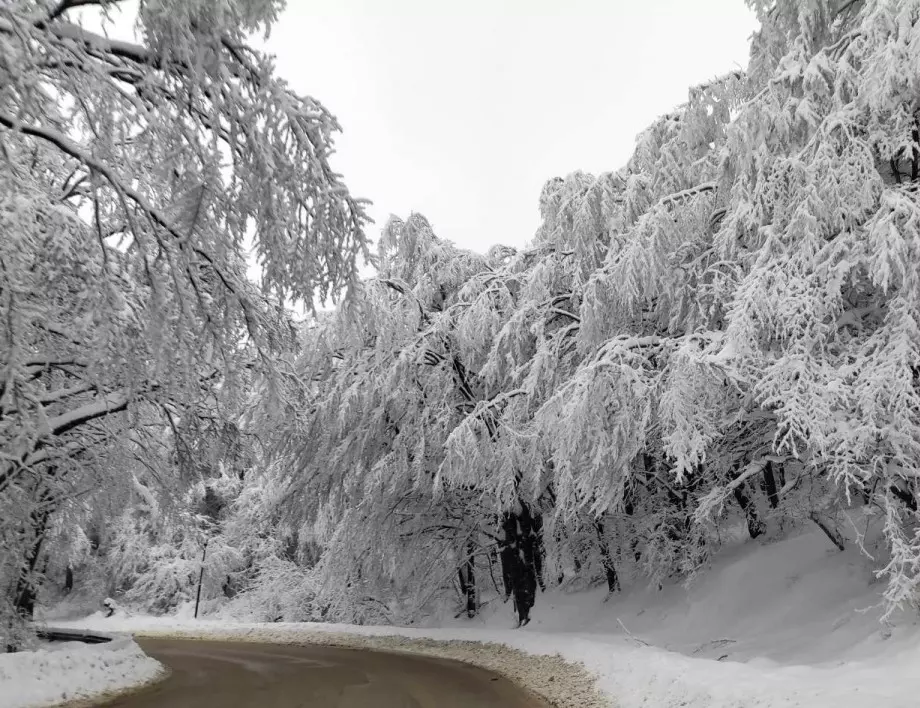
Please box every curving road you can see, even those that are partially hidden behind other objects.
[98,638,550,708]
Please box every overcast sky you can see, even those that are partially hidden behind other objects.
[257,0,759,254]
[91,1,758,256]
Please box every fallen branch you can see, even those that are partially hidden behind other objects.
[616,618,650,647]
[809,511,846,552]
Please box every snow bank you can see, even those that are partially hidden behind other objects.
[54,613,920,708]
[0,637,164,708]
[53,527,920,708]
[489,523,918,666]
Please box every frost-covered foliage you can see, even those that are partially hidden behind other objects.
[103,472,243,614]
[11,0,920,633]
[0,0,367,646]
[270,0,920,624]
[266,214,500,623]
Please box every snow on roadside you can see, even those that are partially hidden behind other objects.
[42,528,920,708]
[0,636,164,708]
[52,616,604,708]
[55,613,920,708]
[50,528,920,708]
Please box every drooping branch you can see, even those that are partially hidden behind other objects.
[42,0,111,25]
[657,181,717,209]
[45,391,129,437]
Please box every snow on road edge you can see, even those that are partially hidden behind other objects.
[54,615,920,708]
[0,637,165,708]
[95,624,604,708]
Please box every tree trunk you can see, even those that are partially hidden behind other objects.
[499,502,541,627]
[64,565,74,594]
[457,540,477,618]
[809,512,846,551]
[763,461,779,509]
[912,121,919,181]
[555,529,566,585]
[594,520,620,593]
[194,540,208,619]
[532,513,546,592]
[14,486,54,620]
[623,484,642,563]
[732,481,765,539]
[499,530,514,600]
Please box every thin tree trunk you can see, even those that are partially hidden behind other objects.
[912,122,919,181]
[810,512,846,551]
[733,483,765,539]
[457,540,477,618]
[194,540,208,619]
[763,461,779,509]
[594,520,620,593]
[532,513,546,592]
[14,486,54,620]
[499,525,514,601]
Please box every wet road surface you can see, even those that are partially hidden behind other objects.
[97,638,551,707]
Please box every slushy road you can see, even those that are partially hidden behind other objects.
[97,637,551,707]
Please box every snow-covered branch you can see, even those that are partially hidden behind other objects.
[45,391,130,437]
[657,182,718,209]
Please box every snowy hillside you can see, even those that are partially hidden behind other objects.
[479,525,914,665]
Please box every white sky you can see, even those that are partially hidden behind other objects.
[258,0,759,254]
[86,0,758,257]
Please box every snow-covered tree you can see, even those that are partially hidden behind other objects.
[20,0,920,632]
[276,0,920,624]
[272,214,506,623]
[0,0,368,645]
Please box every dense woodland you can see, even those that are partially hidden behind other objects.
[2,0,920,646]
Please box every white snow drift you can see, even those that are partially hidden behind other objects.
[0,637,163,708]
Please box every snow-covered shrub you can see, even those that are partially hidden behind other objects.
[103,473,245,615]
[220,556,318,622]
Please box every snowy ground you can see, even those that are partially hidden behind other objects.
[0,637,164,708]
[48,525,920,708]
